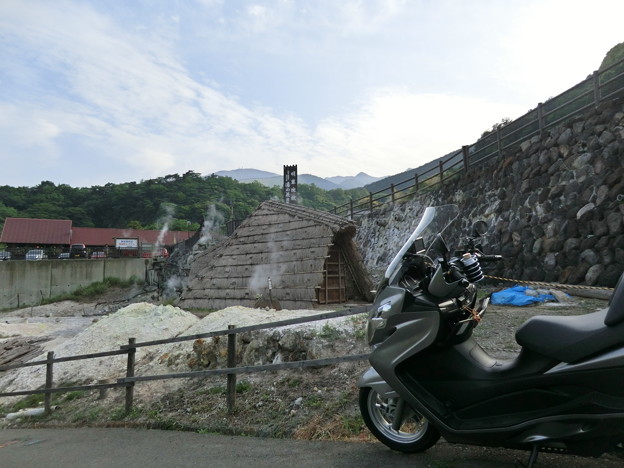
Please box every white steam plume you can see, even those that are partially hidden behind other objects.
[198,204,224,246]
[154,203,175,254]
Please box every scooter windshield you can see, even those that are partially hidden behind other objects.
[384,204,459,280]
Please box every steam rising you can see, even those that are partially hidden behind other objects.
[248,232,288,294]
[198,204,224,246]
[161,204,225,299]
[164,275,184,298]
[154,203,175,254]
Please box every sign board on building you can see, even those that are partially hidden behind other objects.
[115,238,139,249]
[283,165,298,204]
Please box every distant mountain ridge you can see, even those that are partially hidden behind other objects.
[327,172,381,189]
[214,169,382,190]
[214,168,277,181]
[363,149,461,193]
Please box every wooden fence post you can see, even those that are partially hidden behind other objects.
[227,325,237,414]
[439,161,444,185]
[461,146,470,172]
[44,351,54,415]
[349,200,354,220]
[593,70,601,107]
[369,193,373,212]
[537,103,545,137]
[414,173,419,192]
[125,337,136,414]
[390,184,396,203]
[98,379,112,400]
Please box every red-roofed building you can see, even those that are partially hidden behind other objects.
[71,227,189,247]
[0,218,72,246]
[0,218,193,259]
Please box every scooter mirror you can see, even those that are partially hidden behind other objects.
[472,220,488,237]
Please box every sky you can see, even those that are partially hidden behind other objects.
[1,0,622,188]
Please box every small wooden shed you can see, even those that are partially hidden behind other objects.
[179,201,373,310]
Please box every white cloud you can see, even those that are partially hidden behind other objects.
[135,148,177,176]
[1,0,622,187]
[309,89,525,177]
[497,0,624,99]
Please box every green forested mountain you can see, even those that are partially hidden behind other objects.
[0,171,368,232]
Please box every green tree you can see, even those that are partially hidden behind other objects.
[127,220,144,230]
[0,172,368,230]
[0,201,19,234]
[599,41,624,71]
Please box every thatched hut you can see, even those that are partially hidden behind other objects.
[179,201,373,310]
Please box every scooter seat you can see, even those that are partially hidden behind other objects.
[516,274,624,363]
[515,309,623,363]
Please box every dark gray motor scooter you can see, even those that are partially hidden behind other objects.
[359,204,624,467]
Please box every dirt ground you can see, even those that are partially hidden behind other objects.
[0,286,619,466]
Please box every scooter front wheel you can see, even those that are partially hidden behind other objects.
[359,387,440,453]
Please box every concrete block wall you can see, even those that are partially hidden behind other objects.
[0,259,146,309]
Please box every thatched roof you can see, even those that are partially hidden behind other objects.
[179,201,372,310]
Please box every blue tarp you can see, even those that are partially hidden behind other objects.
[490,285,555,306]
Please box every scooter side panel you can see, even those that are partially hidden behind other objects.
[368,312,440,371]
[547,347,624,374]
[395,339,624,431]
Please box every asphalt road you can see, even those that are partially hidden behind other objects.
[0,428,622,468]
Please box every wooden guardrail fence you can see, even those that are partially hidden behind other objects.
[0,306,370,415]
[332,57,624,219]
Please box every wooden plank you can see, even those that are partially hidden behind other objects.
[0,382,127,398]
[0,347,37,366]
[119,353,370,383]
[0,348,129,372]
[0,337,48,367]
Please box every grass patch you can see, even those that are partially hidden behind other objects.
[110,408,127,421]
[63,390,86,402]
[204,381,251,395]
[110,406,143,421]
[9,393,46,412]
[236,381,252,394]
[207,386,226,395]
[71,407,103,423]
[153,419,185,431]
[307,394,324,408]
[286,377,302,388]
[349,315,368,341]
[319,323,342,340]
[341,415,363,436]
[41,276,141,304]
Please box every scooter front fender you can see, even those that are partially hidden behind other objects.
[358,367,399,398]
